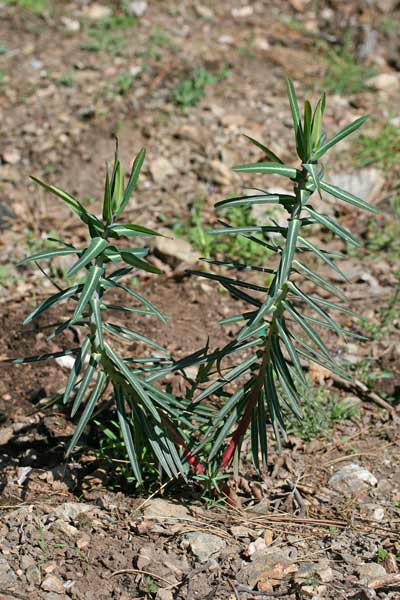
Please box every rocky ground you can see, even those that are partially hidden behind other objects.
[0,0,399,598]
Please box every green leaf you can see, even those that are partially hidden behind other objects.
[278,218,300,285]
[107,223,161,238]
[209,224,286,236]
[307,295,355,316]
[90,295,104,349]
[201,257,275,274]
[23,285,80,325]
[119,252,162,274]
[292,260,347,301]
[298,236,347,281]
[72,265,104,322]
[63,337,91,405]
[276,318,306,384]
[304,206,360,247]
[288,281,340,330]
[257,390,268,468]
[303,163,321,195]
[311,115,368,160]
[232,162,298,179]
[30,176,104,233]
[71,359,96,417]
[320,180,379,214]
[104,322,165,352]
[311,94,325,151]
[189,270,269,293]
[103,167,112,223]
[101,279,167,323]
[242,134,284,163]
[67,371,106,456]
[286,78,305,160]
[214,193,295,211]
[67,237,108,277]
[115,385,142,484]
[271,336,301,418]
[111,160,124,213]
[18,247,78,266]
[104,343,160,421]
[303,100,312,158]
[283,301,333,360]
[265,364,287,446]
[0,348,79,366]
[116,148,145,216]
[196,355,258,402]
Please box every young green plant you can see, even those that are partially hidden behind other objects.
[3,147,201,484]
[182,79,377,472]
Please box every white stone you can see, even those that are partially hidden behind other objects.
[150,157,176,184]
[55,355,75,370]
[182,532,226,562]
[367,73,400,91]
[128,1,148,17]
[2,148,21,164]
[41,574,65,594]
[329,463,377,495]
[83,4,112,20]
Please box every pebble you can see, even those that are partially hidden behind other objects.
[41,574,65,594]
[182,532,226,563]
[359,503,385,522]
[83,4,112,20]
[367,72,400,92]
[55,355,76,370]
[329,463,378,496]
[152,230,198,268]
[0,427,13,446]
[150,157,176,184]
[1,148,21,164]
[143,498,192,521]
[61,17,80,32]
[357,562,387,585]
[128,1,148,17]
[54,502,97,521]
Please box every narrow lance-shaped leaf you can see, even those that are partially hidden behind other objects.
[66,371,106,456]
[304,206,360,247]
[242,134,284,164]
[116,148,145,215]
[103,167,112,223]
[214,193,295,211]
[67,237,108,277]
[63,336,91,405]
[320,180,378,214]
[115,385,142,484]
[311,115,368,160]
[23,285,80,325]
[233,162,298,179]
[72,265,104,323]
[286,78,305,160]
[18,247,78,266]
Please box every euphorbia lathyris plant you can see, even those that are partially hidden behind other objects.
[5,147,199,483]
[184,79,378,472]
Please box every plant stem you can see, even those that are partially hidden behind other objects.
[219,166,312,469]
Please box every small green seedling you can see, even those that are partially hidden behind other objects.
[4,146,198,484]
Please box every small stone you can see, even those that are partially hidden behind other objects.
[2,148,21,164]
[142,498,192,521]
[20,555,35,570]
[156,590,173,600]
[61,17,80,32]
[210,160,233,186]
[53,519,79,537]
[16,466,32,485]
[357,563,387,585]
[182,532,226,563]
[41,574,65,594]
[254,37,270,51]
[0,427,13,445]
[359,503,385,522]
[230,525,252,539]
[127,1,148,17]
[329,463,378,496]
[367,72,400,92]
[150,157,176,184]
[232,5,253,17]
[195,4,214,18]
[55,355,75,370]
[152,230,198,268]
[54,502,97,521]
[76,533,90,550]
[83,4,112,20]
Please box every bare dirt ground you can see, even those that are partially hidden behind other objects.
[0,1,399,598]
